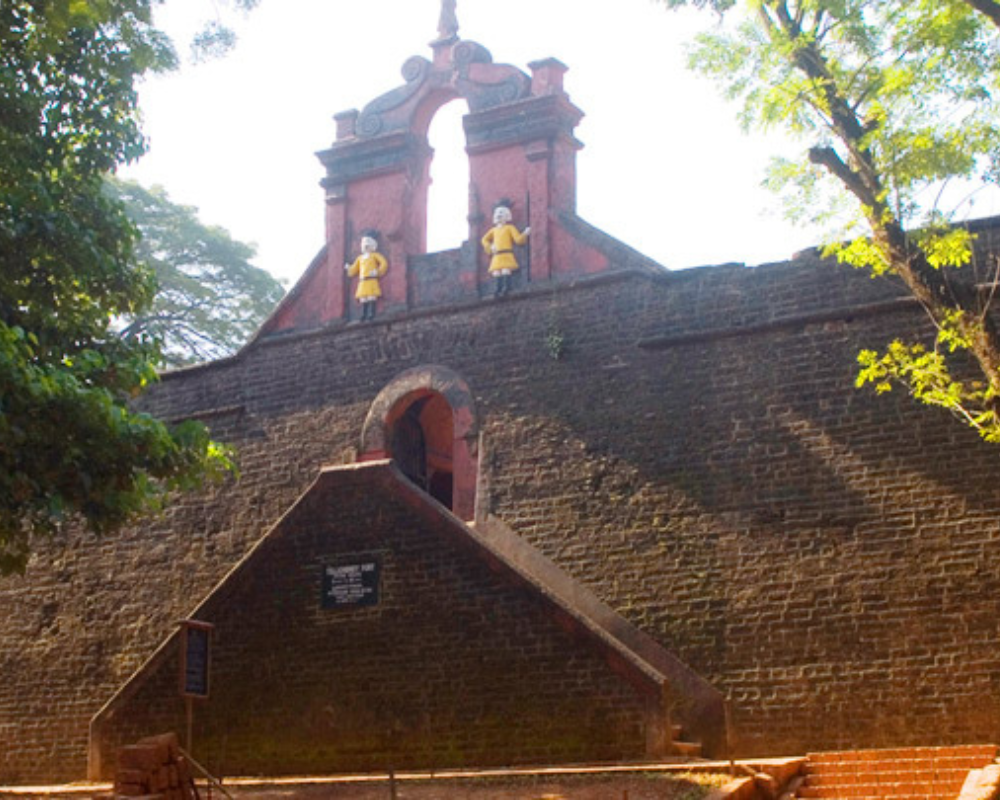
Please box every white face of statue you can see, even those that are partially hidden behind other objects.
[361,236,378,253]
[493,206,512,225]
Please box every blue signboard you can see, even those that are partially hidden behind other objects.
[180,621,213,698]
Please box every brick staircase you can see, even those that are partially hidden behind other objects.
[790,745,998,799]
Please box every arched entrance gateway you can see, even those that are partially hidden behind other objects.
[360,365,478,520]
[387,391,454,508]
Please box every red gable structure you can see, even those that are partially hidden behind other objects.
[262,31,653,334]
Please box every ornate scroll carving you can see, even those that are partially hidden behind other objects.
[353,40,531,139]
[356,56,432,138]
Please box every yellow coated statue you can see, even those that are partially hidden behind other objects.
[345,230,389,321]
[482,200,530,297]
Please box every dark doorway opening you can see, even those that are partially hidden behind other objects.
[386,392,454,510]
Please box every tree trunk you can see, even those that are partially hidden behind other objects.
[774,0,1000,407]
[872,220,1000,401]
[961,0,1000,31]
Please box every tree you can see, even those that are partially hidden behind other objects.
[109,179,285,367]
[961,0,1000,31]
[0,1,233,575]
[661,0,1000,440]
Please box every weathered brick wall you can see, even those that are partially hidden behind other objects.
[474,256,1000,756]
[0,375,371,782]
[3,239,1000,781]
[90,467,650,777]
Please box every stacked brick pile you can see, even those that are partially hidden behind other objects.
[795,744,998,799]
[114,732,196,799]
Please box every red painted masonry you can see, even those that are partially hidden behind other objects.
[263,39,609,335]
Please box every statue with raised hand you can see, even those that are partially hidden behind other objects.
[481,199,530,298]
[345,230,389,322]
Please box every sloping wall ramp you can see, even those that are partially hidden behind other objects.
[89,461,723,778]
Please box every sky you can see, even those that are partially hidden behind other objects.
[122,0,841,286]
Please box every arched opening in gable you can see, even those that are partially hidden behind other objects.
[386,391,454,509]
[426,100,470,253]
[360,365,478,520]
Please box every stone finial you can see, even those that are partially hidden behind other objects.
[438,0,459,40]
[528,58,569,96]
[334,109,359,141]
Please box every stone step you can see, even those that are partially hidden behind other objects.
[673,740,703,758]
[797,788,954,799]
[796,778,965,800]
[792,745,999,800]
[807,761,983,774]
[807,745,998,766]
[802,767,970,785]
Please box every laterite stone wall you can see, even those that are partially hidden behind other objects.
[91,468,649,777]
[3,228,1000,781]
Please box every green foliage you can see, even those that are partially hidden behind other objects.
[185,0,261,62]
[0,1,234,574]
[0,323,233,574]
[661,0,1000,441]
[682,0,999,218]
[825,235,893,275]
[109,179,285,367]
[857,333,1000,441]
[190,21,238,62]
[913,225,976,269]
[545,327,567,361]
[659,0,736,13]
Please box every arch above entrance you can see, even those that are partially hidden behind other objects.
[360,365,478,520]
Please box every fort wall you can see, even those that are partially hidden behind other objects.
[3,242,1000,781]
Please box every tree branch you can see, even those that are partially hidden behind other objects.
[961,0,1000,31]
[778,0,1000,400]
[808,147,875,206]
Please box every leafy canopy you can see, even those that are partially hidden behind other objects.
[110,179,285,367]
[0,1,238,574]
[661,0,1000,440]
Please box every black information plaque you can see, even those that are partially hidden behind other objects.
[179,620,213,699]
[322,560,380,609]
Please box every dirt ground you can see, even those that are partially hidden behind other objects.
[0,768,736,799]
[222,772,730,800]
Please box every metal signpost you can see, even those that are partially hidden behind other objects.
[179,619,214,754]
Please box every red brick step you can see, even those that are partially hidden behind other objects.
[789,745,998,799]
